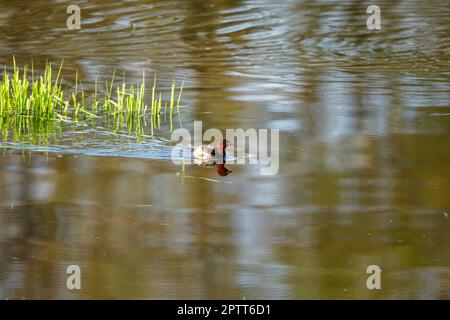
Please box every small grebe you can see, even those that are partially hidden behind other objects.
[193,139,232,166]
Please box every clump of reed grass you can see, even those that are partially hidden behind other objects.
[0,58,185,139]
[0,114,60,145]
[0,58,66,121]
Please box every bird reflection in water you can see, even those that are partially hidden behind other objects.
[193,139,233,176]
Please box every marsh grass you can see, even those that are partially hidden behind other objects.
[0,59,185,140]
[0,58,66,121]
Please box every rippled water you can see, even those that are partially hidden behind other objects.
[0,0,449,299]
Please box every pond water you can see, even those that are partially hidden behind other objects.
[0,0,449,299]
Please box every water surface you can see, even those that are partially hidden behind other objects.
[0,0,449,299]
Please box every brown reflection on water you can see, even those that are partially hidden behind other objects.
[0,0,449,299]
[0,146,448,299]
